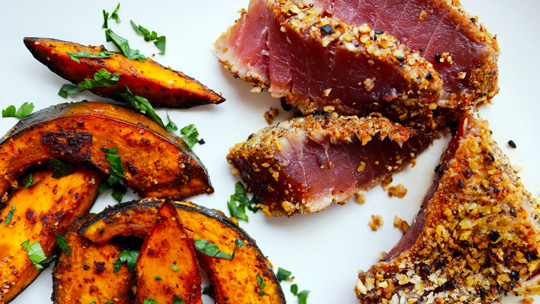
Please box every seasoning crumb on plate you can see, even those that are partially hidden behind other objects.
[394,216,410,233]
[369,215,383,231]
[387,184,408,198]
[264,107,279,125]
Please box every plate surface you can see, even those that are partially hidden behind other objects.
[1,0,539,303]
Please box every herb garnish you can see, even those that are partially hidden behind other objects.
[143,300,158,304]
[50,158,75,179]
[130,21,166,54]
[227,182,260,222]
[113,249,139,273]
[105,29,146,62]
[202,286,215,297]
[166,112,178,131]
[67,50,116,63]
[172,295,186,304]
[23,172,41,189]
[291,284,310,304]
[118,87,173,130]
[101,147,126,185]
[171,264,180,271]
[194,237,245,260]
[58,68,120,98]
[54,233,71,255]
[257,273,267,296]
[4,206,15,226]
[98,178,127,203]
[276,267,292,283]
[2,102,35,118]
[102,2,121,29]
[180,124,200,149]
[155,276,163,280]
[21,239,49,270]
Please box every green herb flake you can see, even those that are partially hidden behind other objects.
[227,182,260,222]
[276,267,292,283]
[102,2,121,29]
[143,300,158,304]
[58,84,83,98]
[113,249,139,274]
[59,68,120,98]
[2,102,35,118]
[298,290,310,304]
[257,273,267,296]
[54,233,71,255]
[117,87,167,129]
[130,20,167,54]
[155,276,163,280]
[171,264,180,271]
[291,284,299,296]
[67,50,116,63]
[23,172,41,189]
[180,124,199,149]
[39,252,59,269]
[89,302,97,304]
[194,239,233,260]
[105,302,115,304]
[3,206,15,226]
[100,147,126,185]
[166,112,178,131]
[202,286,215,297]
[231,237,246,259]
[50,158,75,179]
[20,239,48,270]
[172,295,185,304]
[105,29,146,62]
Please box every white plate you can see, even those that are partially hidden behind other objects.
[1,0,539,303]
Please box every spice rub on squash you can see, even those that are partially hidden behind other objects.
[227,113,435,216]
[24,37,225,108]
[356,114,540,303]
[0,102,213,199]
[215,0,444,130]
[0,168,102,303]
[79,198,286,304]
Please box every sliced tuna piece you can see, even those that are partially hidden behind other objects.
[302,0,500,120]
[355,115,540,303]
[215,0,444,130]
[227,113,435,216]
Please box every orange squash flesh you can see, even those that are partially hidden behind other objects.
[0,168,103,303]
[52,215,134,304]
[0,102,213,199]
[24,37,225,108]
[135,200,202,304]
[79,198,286,304]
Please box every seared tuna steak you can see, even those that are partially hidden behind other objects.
[302,0,500,120]
[227,113,435,216]
[215,0,444,130]
[356,115,540,303]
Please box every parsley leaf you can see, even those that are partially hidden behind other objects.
[232,238,246,259]
[105,29,146,62]
[291,284,298,296]
[276,267,292,283]
[171,264,180,271]
[113,249,139,274]
[50,158,75,179]
[4,206,15,226]
[155,276,163,280]
[21,239,48,270]
[166,112,178,131]
[172,295,186,304]
[23,172,41,189]
[101,147,126,185]
[194,238,245,260]
[39,252,59,269]
[54,233,71,255]
[257,274,267,296]
[227,182,260,222]
[58,68,120,98]
[202,286,215,297]
[99,179,127,203]
[67,50,116,63]
[180,124,199,149]
[117,87,169,130]
[102,2,121,29]
[130,20,167,54]
[143,300,158,304]
[298,290,310,304]
[2,102,35,118]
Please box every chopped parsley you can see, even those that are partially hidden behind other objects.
[21,239,49,270]
[276,267,292,283]
[67,50,116,63]
[130,20,167,54]
[117,86,172,130]
[180,124,200,149]
[291,284,310,304]
[172,295,186,304]
[23,172,41,189]
[54,233,71,255]
[143,300,158,304]
[100,147,126,185]
[113,249,139,273]
[227,182,260,222]
[171,264,180,271]
[105,29,146,62]
[58,68,120,98]
[155,276,163,280]
[202,286,215,297]
[166,112,178,131]
[194,237,245,260]
[3,206,15,226]
[257,273,266,296]
[2,102,35,118]
[102,2,121,29]
[50,158,75,179]
[98,179,127,203]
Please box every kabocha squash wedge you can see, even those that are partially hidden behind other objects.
[52,215,134,304]
[0,167,102,303]
[79,198,286,304]
[135,200,202,304]
[0,102,213,199]
[24,37,225,108]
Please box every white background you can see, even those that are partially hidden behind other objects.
[1,0,540,303]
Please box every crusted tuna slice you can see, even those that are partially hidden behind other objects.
[215,0,444,130]
[355,114,540,303]
[301,0,500,121]
[227,113,435,216]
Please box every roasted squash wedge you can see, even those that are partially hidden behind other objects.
[135,200,202,304]
[52,215,134,304]
[24,37,225,108]
[79,198,286,304]
[0,102,213,199]
[0,167,102,303]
